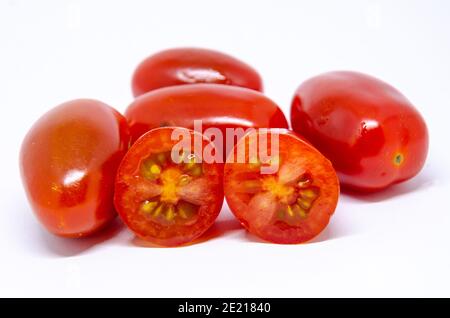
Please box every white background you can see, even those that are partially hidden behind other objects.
[1,0,449,297]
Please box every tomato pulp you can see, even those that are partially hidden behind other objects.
[132,47,263,96]
[114,127,224,246]
[20,99,130,237]
[224,129,339,244]
[291,71,429,191]
[125,84,289,158]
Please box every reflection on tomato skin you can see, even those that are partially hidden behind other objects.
[132,47,263,96]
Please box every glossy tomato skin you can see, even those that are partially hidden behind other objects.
[291,71,428,192]
[132,47,263,97]
[20,99,130,238]
[114,127,224,246]
[125,84,289,147]
[224,129,339,244]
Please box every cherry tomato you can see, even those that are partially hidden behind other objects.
[224,129,339,244]
[114,127,224,246]
[291,71,429,192]
[125,83,289,159]
[132,47,263,97]
[20,99,130,237]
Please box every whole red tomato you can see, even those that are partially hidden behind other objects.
[114,127,224,246]
[132,47,263,96]
[224,129,339,244]
[291,71,429,191]
[20,99,130,237]
[125,84,289,157]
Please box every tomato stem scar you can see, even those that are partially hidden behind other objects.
[393,152,404,167]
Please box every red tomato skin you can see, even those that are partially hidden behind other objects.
[291,71,429,191]
[132,48,263,97]
[20,99,130,238]
[125,84,289,146]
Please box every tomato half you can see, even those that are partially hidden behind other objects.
[114,127,224,246]
[125,84,289,158]
[132,47,263,97]
[291,71,429,192]
[224,129,339,244]
[20,99,130,237]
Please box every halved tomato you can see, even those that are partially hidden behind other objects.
[224,129,339,244]
[114,127,224,246]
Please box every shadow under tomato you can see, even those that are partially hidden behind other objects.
[308,219,352,244]
[131,217,244,248]
[241,219,351,245]
[243,232,269,244]
[36,218,124,257]
[196,218,244,243]
[341,170,435,203]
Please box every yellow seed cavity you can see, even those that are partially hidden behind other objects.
[178,207,188,219]
[152,203,165,217]
[298,207,308,219]
[139,152,205,222]
[177,201,197,219]
[185,161,197,170]
[290,203,308,219]
[141,158,162,180]
[141,200,158,214]
[166,205,175,221]
[300,188,319,199]
[189,165,203,177]
[290,204,300,213]
[298,199,311,210]
[183,154,202,176]
[178,174,192,186]
[286,205,294,217]
[150,164,161,175]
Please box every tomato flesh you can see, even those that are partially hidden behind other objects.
[290,71,429,191]
[114,127,224,246]
[20,99,130,237]
[224,129,339,244]
[132,47,263,96]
